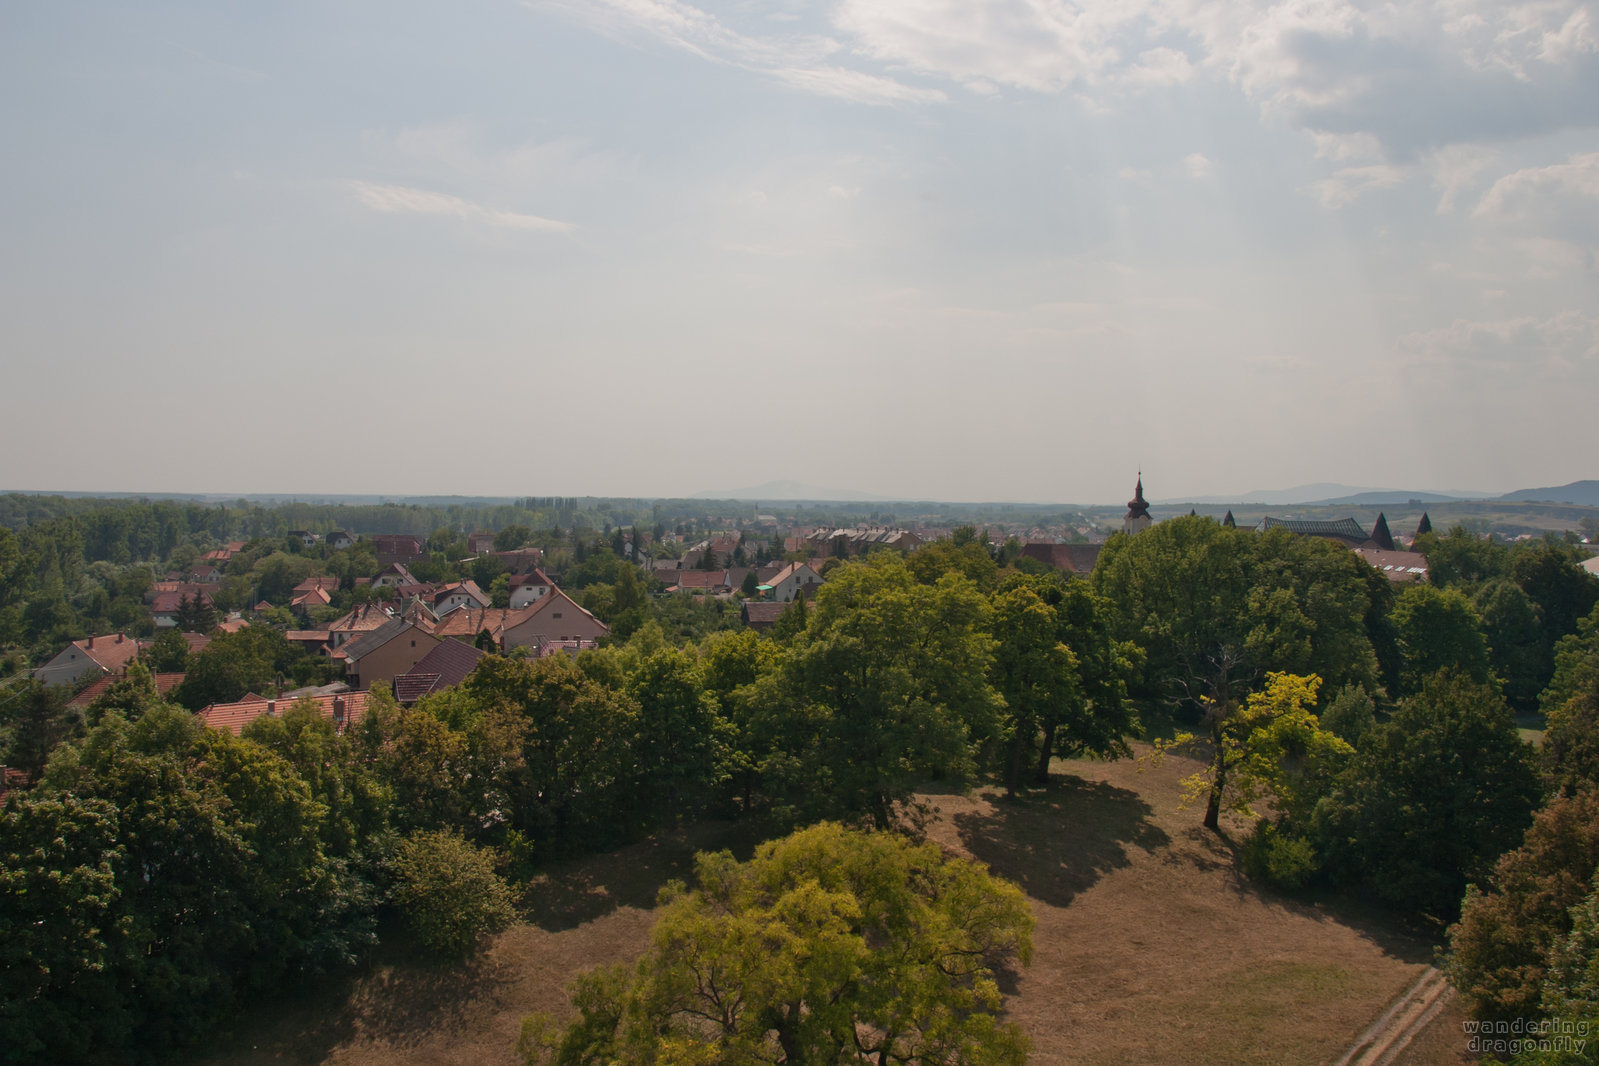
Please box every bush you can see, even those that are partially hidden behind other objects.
[1243,821,1320,891]
[390,829,517,957]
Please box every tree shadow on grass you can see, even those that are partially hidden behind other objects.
[341,946,516,1048]
[952,773,1170,908]
[520,817,766,932]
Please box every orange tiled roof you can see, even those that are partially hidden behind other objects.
[198,691,371,737]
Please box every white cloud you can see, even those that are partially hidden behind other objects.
[1183,152,1213,178]
[1426,144,1497,213]
[1474,152,1599,217]
[348,181,575,232]
[1311,164,1407,207]
[533,0,944,105]
[1401,309,1599,366]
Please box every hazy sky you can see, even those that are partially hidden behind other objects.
[2,0,1595,504]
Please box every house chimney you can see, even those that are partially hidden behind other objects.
[88,635,95,649]
[266,700,276,716]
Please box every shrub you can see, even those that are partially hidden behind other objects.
[390,829,517,957]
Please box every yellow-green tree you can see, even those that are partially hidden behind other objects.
[1158,672,1352,831]
[522,823,1033,1065]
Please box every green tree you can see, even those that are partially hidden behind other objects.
[456,656,640,855]
[1415,526,1507,589]
[1315,671,1539,917]
[390,828,517,957]
[1391,584,1493,694]
[1448,790,1599,1027]
[24,705,371,1060]
[144,626,190,672]
[1319,682,1377,748]
[1534,871,1599,1058]
[524,823,1032,1066]
[495,525,532,551]
[627,647,728,824]
[1091,516,1255,708]
[752,554,1000,826]
[1475,579,1548,711]
[0,793,129,1065]
[1543,676,1599,797]
[1160,672,1351,832]
[171,594,217,634]
[173,626,290,709]
[1,681,84,780]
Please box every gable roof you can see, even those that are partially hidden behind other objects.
[198,691,371,737]
[327,603,394,635]
[67,633,141,674]
[339,617,425,662]
[393,640,485,703]
[1020,543,1103,574]
[742,602,787,627]
[67,671,185,709]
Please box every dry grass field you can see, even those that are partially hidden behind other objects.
[187,745,1479,1066]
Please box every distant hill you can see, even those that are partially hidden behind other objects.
[1308,490,1469,507]
[1498,481,1599,506]
[690,480,894,502]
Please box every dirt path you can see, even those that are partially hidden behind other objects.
[1331,967,1455,1066]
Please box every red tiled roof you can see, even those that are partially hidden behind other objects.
[67,671,185,709]
[198,691,371,737]
[69,634,141,674]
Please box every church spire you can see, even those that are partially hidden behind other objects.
[1123,473,1152,534]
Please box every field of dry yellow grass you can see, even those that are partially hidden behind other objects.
[187,745,1479,1066]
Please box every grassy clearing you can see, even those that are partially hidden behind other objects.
[188,746,1472,1066]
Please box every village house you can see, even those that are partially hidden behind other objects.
[393,640,485,705]
[198,691,370,737]
[508,569,554,609]
[324,603,395,649]
[31,633,141,689]
[431,579,491,616]
[741,601,787,633]
[339,618,441,691]
[373,534,425,565]
[762,562,824,603]
[326,530,354,550]
[371,563,418,589]
[432,586,609,652]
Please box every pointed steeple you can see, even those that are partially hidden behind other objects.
[1189,508,1197,517]
[1123,473,1152,534]
[1222,510,1236,529]
[1416,512,1432,538]
[1369,512,1396,551]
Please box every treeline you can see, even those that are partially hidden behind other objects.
[6,515,1599,1064]
[0,501,746,667]
[0,551,1135,1064]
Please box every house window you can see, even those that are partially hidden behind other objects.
[553,612,562,618]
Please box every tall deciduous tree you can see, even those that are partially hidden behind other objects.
[1314,671,1539,917]
[752,554,999,826]
[523,823,1033,1066]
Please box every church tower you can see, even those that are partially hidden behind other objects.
[1123,474,1152,535]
